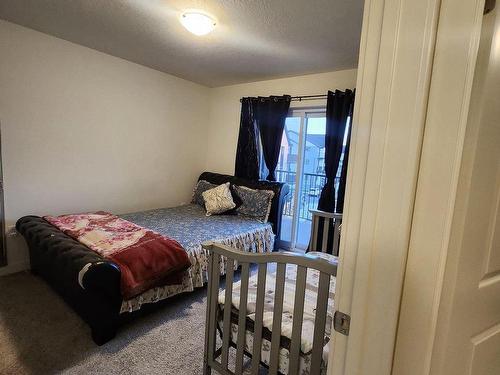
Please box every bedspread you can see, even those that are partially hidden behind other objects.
[119,204,275,312]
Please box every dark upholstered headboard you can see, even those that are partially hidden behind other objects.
[198,172,289,250]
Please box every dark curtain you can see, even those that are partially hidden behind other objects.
[317,89,355,213]
[336,111,353,213]
[234,98,260,180]
[255,95,291,181]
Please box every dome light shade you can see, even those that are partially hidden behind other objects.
[180,11,216,36]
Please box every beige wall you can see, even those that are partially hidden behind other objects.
[0,21,210,275]
[204,69,358,174]
[0,20,357,276]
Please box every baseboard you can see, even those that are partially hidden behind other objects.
[0,260,30,276]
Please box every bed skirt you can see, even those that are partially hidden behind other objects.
[120,227,275,313]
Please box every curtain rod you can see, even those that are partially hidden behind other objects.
[290,94,328,102]
[239,94,328,103]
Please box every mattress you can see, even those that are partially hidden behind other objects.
[217,252,336,375]
[119,204,274,313]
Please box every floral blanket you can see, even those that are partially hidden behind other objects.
[44,211,191,299]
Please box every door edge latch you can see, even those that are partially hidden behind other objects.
[334,310,351,336]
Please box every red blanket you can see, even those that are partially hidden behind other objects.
[44,211,191,299]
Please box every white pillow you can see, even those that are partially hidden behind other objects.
[202,182,236,216]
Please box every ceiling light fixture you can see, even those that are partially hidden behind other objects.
[180,11,216,36]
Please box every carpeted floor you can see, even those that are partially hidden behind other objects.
[0,270,257,375]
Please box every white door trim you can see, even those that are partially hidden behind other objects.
[292,110,306,250]
[393,0,487,373]
[328,0,441,374]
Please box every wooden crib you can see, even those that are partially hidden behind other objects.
[203,242,338,375]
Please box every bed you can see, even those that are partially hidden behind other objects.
[119,203,274,313]
[204,242,338,375]
[15,172,289,345]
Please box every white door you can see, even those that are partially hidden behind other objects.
[328,0,446,374]
[428,4,500,374]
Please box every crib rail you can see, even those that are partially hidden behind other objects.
[202,242,338,375]
[309,209,343,255]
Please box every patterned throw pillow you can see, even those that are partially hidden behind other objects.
[233,185,275,223]
[191,180,217,207]
[202,183,237,216]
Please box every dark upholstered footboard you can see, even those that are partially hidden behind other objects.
[16,216,123,345]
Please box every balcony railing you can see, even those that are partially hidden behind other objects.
[275,169,340,221]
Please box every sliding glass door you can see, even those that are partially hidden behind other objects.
[261,108,327,251]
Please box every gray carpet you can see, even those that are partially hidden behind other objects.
[0,271,230,375]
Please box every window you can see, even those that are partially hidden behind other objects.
[259,109,350,250]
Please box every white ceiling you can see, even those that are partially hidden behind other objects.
[0,0,364,87]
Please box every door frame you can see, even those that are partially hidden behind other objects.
[393,0,488,373]
[328,0,442,374]
[290,108,326,250]
[271,107,326,251]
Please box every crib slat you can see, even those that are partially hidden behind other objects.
[221,258,235,369]
[322,217,330,253]
[250,263,267,375]
[333,217,341,256]
[288,265,307,375]
[310,272,331,375]
[235,262,250,375]
[269,263,286,374]
[204,251,214,373]
[207,252,221,366]
[311,215,319,251]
